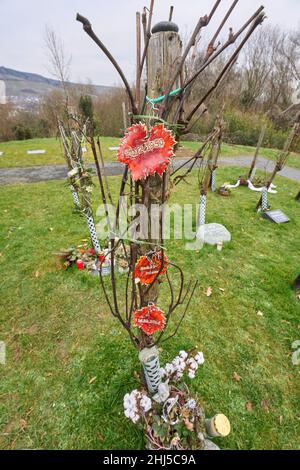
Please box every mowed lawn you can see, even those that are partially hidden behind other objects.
[0,137,120,168]
[1,136,299,170]
[0,167,299,450]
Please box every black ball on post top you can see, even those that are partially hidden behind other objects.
[151,21,179,34]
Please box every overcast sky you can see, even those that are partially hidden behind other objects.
[1,0,299,86]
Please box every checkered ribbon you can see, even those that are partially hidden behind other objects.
[199,194,206,226]
[86,214,101,253]
[71,190,80,207]
[261,187,268,211]
[211,170,216,192]
[142,353,161,394]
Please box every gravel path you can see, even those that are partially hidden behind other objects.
[0,156,299,185]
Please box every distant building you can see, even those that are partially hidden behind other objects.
[0,80,6,104]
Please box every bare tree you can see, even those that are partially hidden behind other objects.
[240,26,273,108]
[240,25,298,111]
[288,28,300,81]
[44,26,72,105]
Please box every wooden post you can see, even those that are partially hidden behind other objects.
[139,21,182,329]
[147,22,182,122]
[135,12,141,111]
[248,123,267,180]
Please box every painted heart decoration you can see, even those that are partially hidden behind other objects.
[118,123,175,181]
[134,251,169,285]
[133,304,166,335]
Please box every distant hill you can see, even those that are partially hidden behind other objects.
[0,66,113,108]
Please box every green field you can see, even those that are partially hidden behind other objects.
[0,167,299,450]
[1,136,299,170]
[0,137,119,168]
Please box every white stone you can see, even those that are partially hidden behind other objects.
[108,146,119,151]
[27,150,46,155]
[197,223,231,246]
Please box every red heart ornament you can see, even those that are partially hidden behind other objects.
[133,304,166,335]
[118,123,175,181]
[134,251,169,285]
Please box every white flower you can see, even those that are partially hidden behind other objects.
[129,410,139,422]
[124,389,152,422]
[131,414,139,423]
[165,363,174,374]
[123,393,131,405]
[188,371,195,379]
[186,399,196,409]
[172,356,181,367]
[159,367,166,378]
[175,373,183,382]
[187,357,197,367]
[140,395,152,413]
[179,350,188,359]
[195,352,204,364]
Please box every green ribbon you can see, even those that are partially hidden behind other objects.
[146,87,182,104]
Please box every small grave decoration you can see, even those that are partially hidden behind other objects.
[59,121,102,255]
[134,250,169,285]
[123,350,230,450]
[56,243,105,273]
[118,123,175,181]
[133,304,166,335]
[56,242,97,269]
[218,185,231,197]
[223,115,300,212]
[262,209,290,224]
[56,241,129,275]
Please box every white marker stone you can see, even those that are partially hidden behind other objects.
[197,223,231,246]
[108,146,119,151]
[27,150,46,155]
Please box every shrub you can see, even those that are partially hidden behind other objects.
[191,108,300,152]
[13,124,32,140]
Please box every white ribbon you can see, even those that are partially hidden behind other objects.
[225,179,277,193]
[247,180,277,193]
[224,179,240,189]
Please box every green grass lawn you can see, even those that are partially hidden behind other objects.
[1,136,299,171]
[0,137,120,169]
[0,167,299,450]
